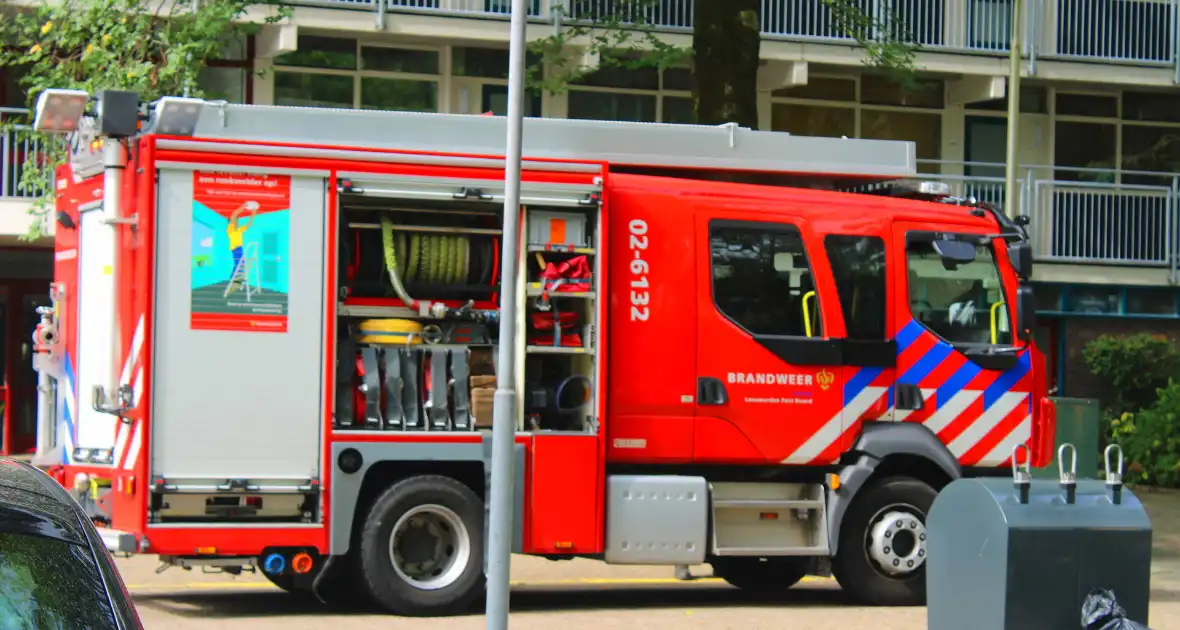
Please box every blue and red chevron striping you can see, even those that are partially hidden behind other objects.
[786,319,1036,467]
[894,319,1033,466]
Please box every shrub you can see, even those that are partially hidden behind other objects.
[1083,333,1180,416]
[1110,380,1180,487]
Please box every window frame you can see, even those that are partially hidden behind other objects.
[903,230,1015,348]
[272,36,443,113]
[707,219,824,340]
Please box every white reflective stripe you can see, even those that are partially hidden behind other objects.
[120,316,144,385]
[922,390,983,435]
[977,416,1033,466]
[784,385,888,464]
[948,392,1029,458]
[113,422,130,468]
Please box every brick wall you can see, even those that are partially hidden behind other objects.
[1063,317,1180,400]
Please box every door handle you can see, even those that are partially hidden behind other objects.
[895,383,925,411]
[698,377,728,406]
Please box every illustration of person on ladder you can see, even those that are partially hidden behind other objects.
[226,200,259,295]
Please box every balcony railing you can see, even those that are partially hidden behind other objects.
[915,161,1180,271]
[290,0,1180,69]
[0,107,40,200]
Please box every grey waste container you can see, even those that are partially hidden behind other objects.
[927,443,1152,630]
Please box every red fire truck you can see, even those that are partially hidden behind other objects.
[29,88,1054,616]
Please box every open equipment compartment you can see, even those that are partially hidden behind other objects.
[519,205,601,434]
[332,171,602,435]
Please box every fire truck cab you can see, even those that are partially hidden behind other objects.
[30,88,1054,616]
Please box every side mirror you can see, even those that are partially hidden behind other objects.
[933,239,977,264]
[1008,241,1033,280]
[1017,284,1036,341]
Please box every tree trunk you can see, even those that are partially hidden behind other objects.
[692,0,761,128]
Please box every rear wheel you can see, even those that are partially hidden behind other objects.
[358,475,485,616]
[831,476,936,606]
[711,557,809,592]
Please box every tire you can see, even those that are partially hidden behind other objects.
[358,475,485,617]
[831,476,937,607]
[711,557,809,593]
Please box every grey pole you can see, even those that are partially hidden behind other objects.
[485,0,528,627]
[1004,0,1023,218]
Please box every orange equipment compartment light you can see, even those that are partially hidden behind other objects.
[195,547,217,554]
[828,473,841,491]
[291,552,314,574]
[553,541,574,550]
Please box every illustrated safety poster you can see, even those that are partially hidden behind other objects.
[190,171,292,333]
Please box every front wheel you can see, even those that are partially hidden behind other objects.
[358,475,485,616]
[831,476,936,606]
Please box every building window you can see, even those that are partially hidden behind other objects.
[1051,90,1180,187]
[906,234,1011,346]
[273,36,440,113]
[198,35,255,104]
[566,54,693,124]
[709,222,821,338]
[769,74,944,173]
[1125,287,1177,316]
[825,235,887,340]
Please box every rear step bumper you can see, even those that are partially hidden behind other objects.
[98,527,139,554]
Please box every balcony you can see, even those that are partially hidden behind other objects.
[0,107,42,201]
[915,161,1180,278]
[287,0,1180,69]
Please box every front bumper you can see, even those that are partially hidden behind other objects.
[98,527,139,554]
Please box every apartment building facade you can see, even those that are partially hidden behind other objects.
[1,0,1178,434]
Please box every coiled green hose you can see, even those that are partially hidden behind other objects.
[380,215,472,288]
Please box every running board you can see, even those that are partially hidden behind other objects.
[709,482,830,557]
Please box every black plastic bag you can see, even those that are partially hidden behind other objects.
[1081,588,1153,630]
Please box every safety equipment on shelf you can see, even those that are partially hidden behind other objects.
[526,374,592,431]
[538,255,592,292]
[357,318,424,345]
[530,312,577,331]
[535,254,592,311]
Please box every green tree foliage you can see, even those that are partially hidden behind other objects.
[1110,381,1180,487]
[1083,332,1180,418]
[0,0,287,237]
[528,0,920,127]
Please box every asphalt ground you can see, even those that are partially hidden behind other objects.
[114,485,1180,629]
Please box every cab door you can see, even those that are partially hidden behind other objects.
[891,224,1033,468]
[820,233,897,441]
[693,214,846,465]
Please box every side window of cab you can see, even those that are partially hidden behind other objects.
[906,233,1012,346]
[710,222,822,339]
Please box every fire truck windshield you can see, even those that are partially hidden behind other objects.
[906,238,1013,347]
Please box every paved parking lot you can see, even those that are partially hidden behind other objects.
[118,552,1180,629]
[117,486,1180,629]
